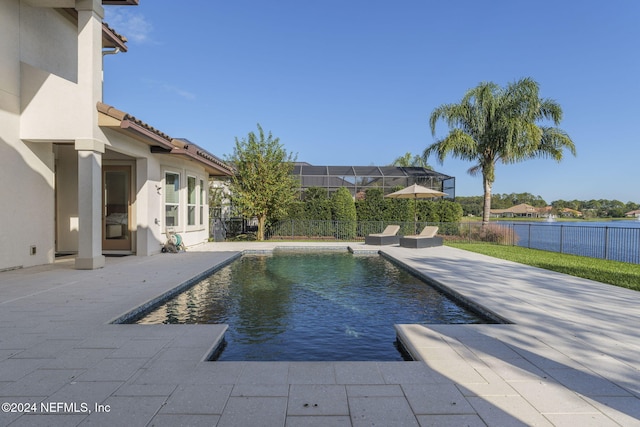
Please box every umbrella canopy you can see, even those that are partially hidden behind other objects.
[385,184,447,233]
[385,184,447,199]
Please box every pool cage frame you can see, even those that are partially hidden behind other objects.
[292,164,455,199]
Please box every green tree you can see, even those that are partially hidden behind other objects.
[626,201,640,212]
[426,78,576,224]
[455,196,483,217]
[391,152,432,169]
[227,124,298,240]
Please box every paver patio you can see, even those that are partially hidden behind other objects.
[0,242,639,426]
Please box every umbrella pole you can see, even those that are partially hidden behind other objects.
[413,197,417,234]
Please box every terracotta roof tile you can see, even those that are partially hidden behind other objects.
[97,102,233,176]
[102,21,128,52]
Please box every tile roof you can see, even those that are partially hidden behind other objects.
[97,102,233,176]
[102,21,128,52]
[102,0,139,5]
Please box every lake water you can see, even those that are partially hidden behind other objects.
[498,220,640,264]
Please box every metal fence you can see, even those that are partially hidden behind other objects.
[265,220,640,264]
[266,220,507,243]
[511,222,640,264]
[210,217,258,241]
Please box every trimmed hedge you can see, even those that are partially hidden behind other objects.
[285,186,463,227]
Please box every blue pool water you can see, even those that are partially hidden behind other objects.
[136,252,495,361]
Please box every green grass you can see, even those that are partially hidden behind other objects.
[446,243,640,291]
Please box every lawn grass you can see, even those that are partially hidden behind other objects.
[446,242,640,291]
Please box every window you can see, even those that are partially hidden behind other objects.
[187,175,196,226]
[165,172,180,227]
[199,179,205,226]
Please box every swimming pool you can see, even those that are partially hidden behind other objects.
[136,251,496,361]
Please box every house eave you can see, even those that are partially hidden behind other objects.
[102,22,128,52]
[97,102,234,177]
[102,0,139,5]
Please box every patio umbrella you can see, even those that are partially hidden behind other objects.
[385,184,447,233]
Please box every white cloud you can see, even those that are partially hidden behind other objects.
[162,83,197,101]
[104,8,153,44]
[141,78,197,101]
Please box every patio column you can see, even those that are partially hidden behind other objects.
[75,138,105,270]
[74,0,105,269]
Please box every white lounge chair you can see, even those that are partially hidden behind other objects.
[399,226,442,248]
[365,225,401,245]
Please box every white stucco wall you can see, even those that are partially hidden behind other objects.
[100,129,211,254]
[19,4,77,82]
[0,1,56,270]
[0,1,20,96]
[19,4,83,142]
[1,0,214,270]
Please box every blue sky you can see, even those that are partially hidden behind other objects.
[103,1,639,204]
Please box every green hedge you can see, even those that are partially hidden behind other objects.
[286,186,463,226]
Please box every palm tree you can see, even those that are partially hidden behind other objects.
[391,152,432,169]
[425,77,576,224]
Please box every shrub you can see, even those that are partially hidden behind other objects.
[437,200,464,223]
[356,188,386,222]
[331,187,357,239]
[460,223,517,244]
[230,233,257,241]
[286,201,306,220]
[304,187,332,220]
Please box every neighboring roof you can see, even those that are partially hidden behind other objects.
[491,204,584,216]
[560,208,583,216]
[625,209,640,216]
[97,102,233,177]
[490,203,539,214]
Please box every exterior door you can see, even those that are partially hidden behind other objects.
[102,166,131,251]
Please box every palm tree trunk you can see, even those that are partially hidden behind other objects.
[482,176,492,225]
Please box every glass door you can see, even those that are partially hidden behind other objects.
[102,166,131,251]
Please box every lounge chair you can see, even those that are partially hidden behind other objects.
[399,226,443,248]
[365,225,401,245]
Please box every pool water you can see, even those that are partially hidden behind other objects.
[136,252,494,361]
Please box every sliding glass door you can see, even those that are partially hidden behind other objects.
[102,166,131,251]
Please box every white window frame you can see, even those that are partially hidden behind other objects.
[199,179,205,226]
[164,170,181,230]
[187,175,197,227]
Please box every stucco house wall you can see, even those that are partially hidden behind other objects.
[0,0,231,271]
[1,1,58,270]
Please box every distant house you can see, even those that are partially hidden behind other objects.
[558,208,583,218]
[490,203,541,218]
[625,209,640,218]
[491,204,582,219]
[1,1,232,271]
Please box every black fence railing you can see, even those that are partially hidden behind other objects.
[266,220,511,244]
[511,222,640,264]
[265,220,640,264]
[210,217,258,241]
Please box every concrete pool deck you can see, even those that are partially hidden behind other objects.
[0,242,638,426]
